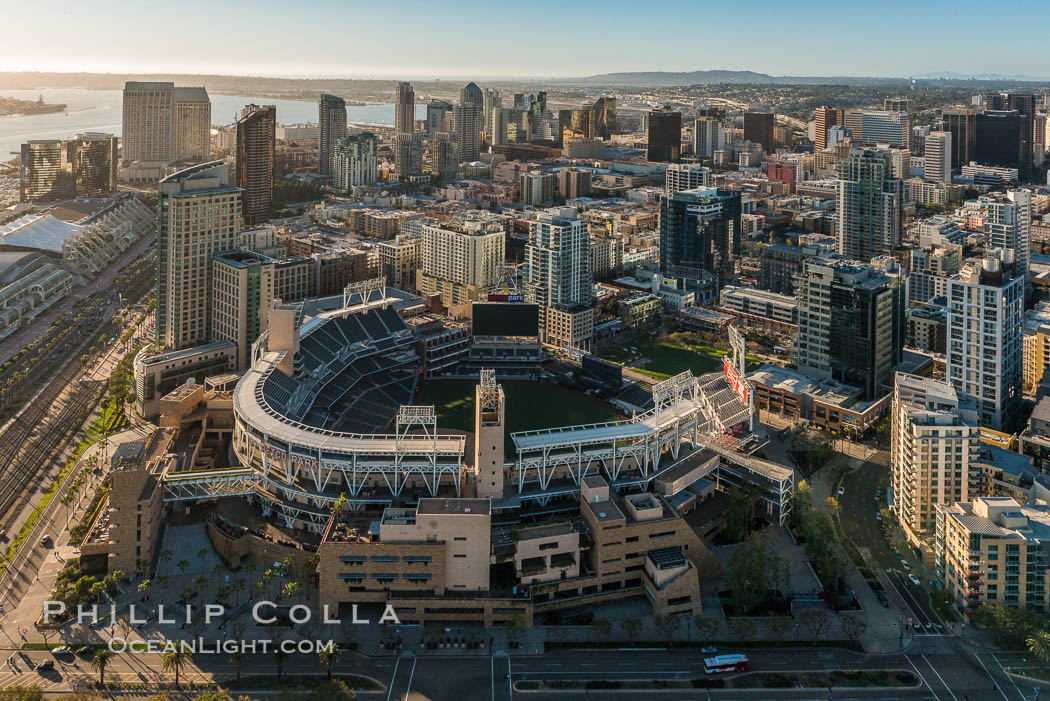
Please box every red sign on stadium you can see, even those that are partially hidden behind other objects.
[723,357,748,405]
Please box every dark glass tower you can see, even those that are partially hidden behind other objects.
[647,108,681,162]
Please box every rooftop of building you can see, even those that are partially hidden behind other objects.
[213,249,273,267]
[517,522,575,541]
[416,498,490,516]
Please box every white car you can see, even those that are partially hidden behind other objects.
[52,646,72,655]
[837,487,845,496]
[876,512,883,521]
[901,561,911,571]
[908,574,921,586]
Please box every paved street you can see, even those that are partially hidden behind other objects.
[0,640,1044,700]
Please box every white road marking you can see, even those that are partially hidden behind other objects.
[922,654,960,701]
[386,656,400,701]
[972,652,1010,701]
[403,657,416,701]
[907,655,942,701]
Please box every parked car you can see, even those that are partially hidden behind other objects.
[908,574,921,586]
[837,487,845,497]
[75,646,93,656]
[876,512,883,521]
[700,646,717,653]
[901,561,911,571]
[52,646,71,656]
[35,660,54,672]
[876,591,889,607]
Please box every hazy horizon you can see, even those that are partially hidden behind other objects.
[2,0,1049,81]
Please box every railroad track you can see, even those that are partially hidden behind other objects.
[0,358,101,532]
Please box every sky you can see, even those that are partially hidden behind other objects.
[2,0,1049,80]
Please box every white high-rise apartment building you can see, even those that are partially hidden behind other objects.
[173,87,211,162]
[924,131,952,184]
[983,190,1033,278]
[693,117,725,158]
[421,222,505,289]
[946,248,1024,431]
[890,373,979,544]
[122,82,176,164]
[333,133,377,190]
[665,163,712,194]
[525,207,591,310]
[861,110,910,147]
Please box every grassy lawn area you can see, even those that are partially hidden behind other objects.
[418,380,623,452]
[599,337,727,381]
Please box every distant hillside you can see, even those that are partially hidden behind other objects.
[557,70,908,86]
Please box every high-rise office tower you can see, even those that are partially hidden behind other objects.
[693,117,725,158]
[884,98,914,114]
[454,102,483,163]
[861,111,910,146]
[942,108,976,170]
[697,107,727,123]
[911,125,932,157]
[592,97,617,138]
[431,133,459,181]
[173,87,211,161]
[235,104,276,226]
[665,163,712,194]
[814,107,844,151]
[19,132,118,202]
[924,131,952,183]
[559,108,595,143]
[460,82,483,108]
[394,133,423,180]
[483,88,501,133]
[395,82,415,135]
[333,133,377,190]
[156,161,242,350]
[122,81,176,164]
[659,187,742,299]
[982,190,1032,278]
[743,111,775,152]
[844,110,865,143]
[984,92,1035,175]
[646,108,681,162]
[890,373,979,541]
[795,255,906,400]
[318,94,347,179]
[975,110,1023,171]
[427,100,452,137]
[836,148,902,261]
[946,248,1024,431]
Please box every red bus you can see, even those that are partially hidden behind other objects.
[703,654,750,674]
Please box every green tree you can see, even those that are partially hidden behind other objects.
[161,646,192,687]
[309,680,357,701]
[768,616,792,645]
[228,650,246,684]
[620,618,643,644]
[693,616,720,643]
[789,479,814,523]
[727,617,756,642]
[90,649,113,687]
[318,642,341,681]
[1027,630,1050,662]
[0,686,45,701]
[726,536,778,614]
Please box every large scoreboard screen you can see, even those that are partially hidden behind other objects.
[472,303,540,337]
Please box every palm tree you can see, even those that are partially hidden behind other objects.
[245,561,257,595]
[162,646,192,687]
[272,647,289,682]
[319,642,341,681]
[137,579,152,602]
[1028,630,1050,662]
[177,559,189,592]
[233,579,245,606]
[228,650,246,684]
[194,576,209,607]
[91,648,113,687]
